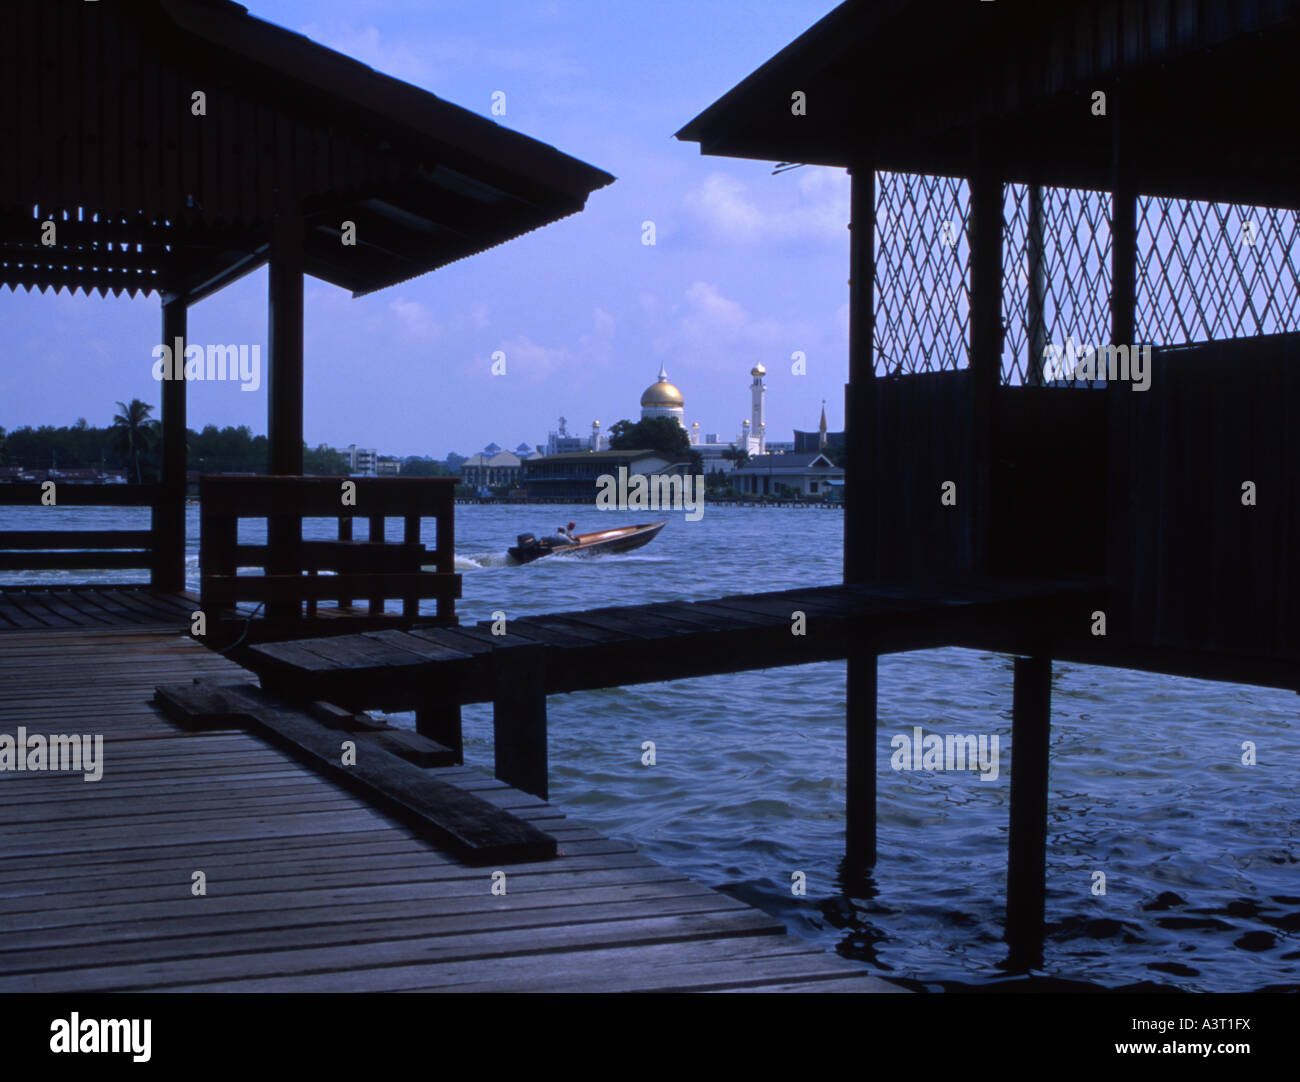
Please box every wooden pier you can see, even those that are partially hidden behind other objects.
[0,603,893,993]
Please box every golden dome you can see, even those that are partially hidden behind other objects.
[640,364,684,409]
[751,363,767,377]
[641,381,684,408]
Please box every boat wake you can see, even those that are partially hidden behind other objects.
[453,552,512,570]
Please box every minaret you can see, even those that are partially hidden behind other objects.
[591,419,601,451]
[819,400,828,450]
[750,364,767,455]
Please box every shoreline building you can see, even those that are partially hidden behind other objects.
[730,451,843,497]
[521,449,688,501]
[461,442,542,493]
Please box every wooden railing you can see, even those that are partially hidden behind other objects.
[0,483,160,581]
[199,475,459,643]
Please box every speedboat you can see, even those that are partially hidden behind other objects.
[507,521,666,565]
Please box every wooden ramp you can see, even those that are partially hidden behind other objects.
[0,627,894,993]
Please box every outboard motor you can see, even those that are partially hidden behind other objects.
[516,532,537,547]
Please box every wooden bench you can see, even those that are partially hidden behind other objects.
[242,580,1107,802]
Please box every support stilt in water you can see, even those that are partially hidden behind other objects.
[417,702,463,765]
[492,642,548,800]
[1006,654,1052,966]
[846,650,878,866]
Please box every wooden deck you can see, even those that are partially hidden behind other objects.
[0,623,895,992]
[0,584,196,631]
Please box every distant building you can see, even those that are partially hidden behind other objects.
[731,452,843,497]
[794,401,844,455]
[375,457,401,476]
[521,449,687,501]
[346,444,378,474]
[545,417,595,456]
[461,447,524,491]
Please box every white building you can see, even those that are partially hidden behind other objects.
[731,451,844,497]
[461,446,524,491]
[346,444,378,474]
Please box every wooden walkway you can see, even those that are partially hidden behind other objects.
[0,622,894,992]
[0,584,196,631]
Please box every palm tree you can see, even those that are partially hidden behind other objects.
[721,443,750,469]
[111,399,157,484]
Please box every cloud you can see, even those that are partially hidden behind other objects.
[683,168,850,246]
[656,281,818,364]
[487,307,615,384]
[389,297,441,340]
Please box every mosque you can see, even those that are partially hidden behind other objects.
[545,362,796,472]
[636,362,781,465]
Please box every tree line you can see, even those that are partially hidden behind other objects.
[0,400,460,480]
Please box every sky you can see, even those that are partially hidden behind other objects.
[0,0,850,460]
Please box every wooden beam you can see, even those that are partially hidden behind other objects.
[416,703,464,765]
[155,297,187,592]
[1111,101,1137,349]
[1005,654,1051,967]
[968,131,1004,576]
[844,161,875,585]
[1026,185,1046,385]
[845,648,878,866]
[492,641,548,800]
[267,210,304,475]
[267,210,304,624]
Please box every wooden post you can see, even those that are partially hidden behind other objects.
[846,648,878,865]
[267,210,304,624]
[417,703,463,765]
[1026,185,1047,386]
[267,209,304,476]
[1111,102,1137,351]
[969,133,1004,577]
[844,161,876,585]
[492,642,548,799]
[1006,654,1052,965]
[155,297,188,591]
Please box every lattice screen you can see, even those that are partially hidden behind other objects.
[873,171,970,377]
[876,171,1300,386]
[1135,198,1300,345]
[1002,184,1112,386]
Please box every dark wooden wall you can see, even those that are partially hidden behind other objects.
[992,387,1109,580]
[1108,333,1299,662]
[860,370,975,581]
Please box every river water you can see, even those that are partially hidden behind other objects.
[4,500,1297,992]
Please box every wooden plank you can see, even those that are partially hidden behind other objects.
[492,642,548,800]
[355,728,456,768]
[163,684,556,864]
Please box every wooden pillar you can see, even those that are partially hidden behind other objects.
[155,297,188,591]
[417,703,463,765]
[267,210,304,623]
[1111,105,1138,349]
[1026,185,1047,386]
[846,648,878,866]
[492,642,548,799]
[268,209,304,476]
[968,134,1004,576]
[1006,654,1052,965]
[844,161,876,585]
